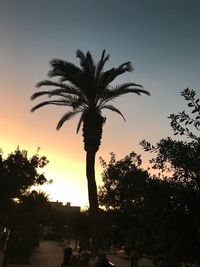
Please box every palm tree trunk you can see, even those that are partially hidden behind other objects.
[86,150,100,252]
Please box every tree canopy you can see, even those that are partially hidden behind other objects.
[0,148,49,209]
[0,147,50,263]
[98,89,200,267]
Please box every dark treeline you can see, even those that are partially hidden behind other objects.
[0,149,51,263]
[98,88,200,267]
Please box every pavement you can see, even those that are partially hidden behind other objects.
[108,254,154,267]
[6,240,63,267]
[1,240,197,267]
[2,240,155,267]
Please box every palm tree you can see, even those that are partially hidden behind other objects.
[31,49,150,251]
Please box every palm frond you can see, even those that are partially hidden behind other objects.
[36,80,84,98]
[99,67,115,84]
[118,87,150,96]
[95,50,110,80]
[103,87,150,98]
[100,62,133,87]
[98,87,149,108]
[49,59,82,76]
[101,105,126,122]
[48,59,82,86]
[86,51,95,72]
[56,110,80,130]
[76,49,86,68]
[119,61,133,72]
[49,87,84,98]
[31,100,72,112]
[32,89,80,100]
[77,49,95,75]
[36,80,63,88]
[114,82,143,90]
[31,91,52,100]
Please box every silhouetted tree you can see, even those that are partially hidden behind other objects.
[31,49,150,250]
[168,88,200,141]
[0,148,49,266]
[99,152,151,259]
[140,88,200,266]
[0,148,49,224]
[7,191,51,263]
[99,151,200,267]
[99,152,149,210]
[141,88,200,190]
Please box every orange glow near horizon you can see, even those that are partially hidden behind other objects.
[0,134,104,208]
[0,85,153,208]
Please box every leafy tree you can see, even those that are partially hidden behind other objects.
[7,191,51,263]
[99,88,200,266]
[141,88,200,190]
[99,152,151,253]
[99,152,149,210]
[31,49,150,250]
[0,148,49,223]
[141,178,200,267]
[140,88,200,266]
[0,148,49,265]
[99,151,200,267]
[141,137,200,190]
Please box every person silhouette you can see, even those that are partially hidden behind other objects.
[62,245,72,266]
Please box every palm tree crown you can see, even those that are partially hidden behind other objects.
[31,49,150,152]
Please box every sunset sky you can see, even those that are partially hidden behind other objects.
[1,0,200,208]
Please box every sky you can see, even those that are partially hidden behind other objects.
[0,0,200,208]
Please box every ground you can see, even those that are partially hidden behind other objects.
[1,240,188,267]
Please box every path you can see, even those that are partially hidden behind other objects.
[108,254,154,267]
[7,240,63,267]
[4,240,155,267]
[1,240,198,267]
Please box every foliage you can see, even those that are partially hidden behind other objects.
[141,88,200,190]
[168,88,200,140]
[0,147,49,229]
[99,151,200,266]
[0,148,49,205]
[140,88,200,266]
[98,152,151,250]
[31,49,149,138]
[7,191,51,263]
[141,137,200,189]
[0,148,50,263]
[99,152,149,210]
[98,89,200,266]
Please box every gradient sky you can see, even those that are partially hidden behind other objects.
[0,0,200,207]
